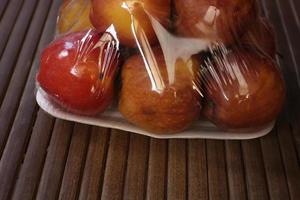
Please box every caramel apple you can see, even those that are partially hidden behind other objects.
[57,0,93,34]
[90,0,170,47]
[202,48,285,130]
[175,0,258,45]
[241,17,276,58]
[119,48,201,134]
[37,31,120,115]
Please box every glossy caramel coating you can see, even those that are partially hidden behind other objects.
[37,31,119,115]
[119,49,201,134]
[175,0,258,45]
[57,0,93,34]
[202,48,285,130]
[90,0,170,47]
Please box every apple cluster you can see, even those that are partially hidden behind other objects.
[37,0,285,134]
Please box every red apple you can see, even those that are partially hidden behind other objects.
[90,0,170,47]
[202,47,285,130]
[175,0,258,45]
[37,30,119,115]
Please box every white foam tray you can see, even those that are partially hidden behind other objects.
[36,89,274,140]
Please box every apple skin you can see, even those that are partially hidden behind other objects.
[119,48,201,134]
[202,48,285,130]
[37,30,119,115]
[175,0,258,45]
[90,0,170,47]
[241,17,276,58]
[57,0,93,34]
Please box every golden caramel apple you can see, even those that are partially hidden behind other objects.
[241,17,276,58]
[175,0,258,45]
[119,48,201,134]
[202,48,285,130]
[90,0,170,47]
[57,0,93,34]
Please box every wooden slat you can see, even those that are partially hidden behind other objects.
[167,139,187,200]
[146,139,168,200]
[261,0,300,86]
[123,134,150,200]
[206,140,229,200]
[0,0,24,56]
[0,93,38,199]
[0,0,52,157]
[0,0,39,102]
[275,0,300,83]
[36,120,73,200]
[225,141,247,200]
[0,1,61,198]
[242,140,269,200]
[262,0,300,159]
[260,129,290,200]
[58,124,91,200]
[273,1,300,156]
[277,117,300,200]
[100,130,130,200]
[291,115,300,161]
[11,110,54,200]
[290,0,300,18]
[0,1,298,200]
[187,140,208,200]
[0,0,9,19]
[78,128,110,200]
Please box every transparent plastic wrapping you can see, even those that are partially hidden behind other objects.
[36,0,285,136]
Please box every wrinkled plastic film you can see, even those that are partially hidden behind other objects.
[36,0,285,134]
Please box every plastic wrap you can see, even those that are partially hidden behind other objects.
[36,0,285,136]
